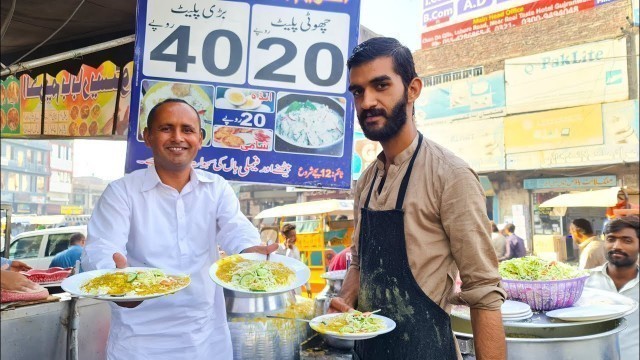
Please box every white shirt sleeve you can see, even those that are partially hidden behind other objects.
[215,181,260,255]
[81,182,131,271]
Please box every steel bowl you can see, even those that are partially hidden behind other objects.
[224,288,296,314]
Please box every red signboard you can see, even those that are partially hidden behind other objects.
[421,0,596,49]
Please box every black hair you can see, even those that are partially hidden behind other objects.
[347,37,418,89]
[70,232,85,245]
[571,218,594,236]
[281,223,296,236]
[146,98,200,130]
[605,215,640,239]
[490,221,499,233]
[505,223,516,233]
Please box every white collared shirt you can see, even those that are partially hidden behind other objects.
[81,166,260,360]
[585,263,639,360]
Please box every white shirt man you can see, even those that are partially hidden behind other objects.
[585,216,639,360]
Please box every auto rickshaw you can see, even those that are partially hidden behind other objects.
[255,199,354,294]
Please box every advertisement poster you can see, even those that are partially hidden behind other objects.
[418,117,505,172]
[505,38,628,114]
[352,131,382,180]
[504,104,603,153]
[506,102,639,169]
[1,75,43,137]
[421,0,605,49]
[126,0,360,189]
[115,61,134,137]
[44,62,120,137]
[415,70,505,123]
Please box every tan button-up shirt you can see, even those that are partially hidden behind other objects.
[349,134,506,312]
[578,236,607,270]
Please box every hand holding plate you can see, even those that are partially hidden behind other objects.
[112,253,143,309]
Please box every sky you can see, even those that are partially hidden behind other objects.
[72,0,422,180]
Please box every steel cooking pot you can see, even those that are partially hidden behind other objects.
[452,316,626,359]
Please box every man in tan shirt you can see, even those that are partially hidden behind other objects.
[329,37,506,360]
[570,218,606,270]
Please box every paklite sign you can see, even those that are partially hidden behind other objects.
[126,0,360,189]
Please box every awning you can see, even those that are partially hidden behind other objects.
[255,199,354,219]
[479,176,495,197]
[539,186,621,208]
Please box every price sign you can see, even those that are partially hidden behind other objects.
[127,0,361,189]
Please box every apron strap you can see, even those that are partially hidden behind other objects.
[395,133,423,210]
[363,168,379,209]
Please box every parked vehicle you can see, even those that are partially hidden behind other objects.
[7,225,87,269]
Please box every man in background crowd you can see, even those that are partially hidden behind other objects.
[570,219,606,270]
[585,216,639,360]
[50,233,86,268]
[499,223,526,261]
[490,221,506,259]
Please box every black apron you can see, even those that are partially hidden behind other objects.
[354,133,457,360]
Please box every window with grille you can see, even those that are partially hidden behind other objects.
[422,67,484,87]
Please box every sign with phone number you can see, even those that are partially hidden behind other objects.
[125,0,360,189]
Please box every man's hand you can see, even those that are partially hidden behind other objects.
[1,270,40,292]
[241,242,279,255]
[112,253,143,309]
[328,297,354,313]
[9,260,32,272]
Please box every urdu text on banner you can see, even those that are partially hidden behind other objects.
[125,0,361,189]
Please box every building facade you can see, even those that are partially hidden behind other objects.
[46,140,74,214]
[414,0,639,256]
[0,140,50,214]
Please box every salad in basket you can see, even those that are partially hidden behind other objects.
[499,256,588,281]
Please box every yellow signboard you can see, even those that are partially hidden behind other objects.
[504,104,603,154]
[61,205,84,215]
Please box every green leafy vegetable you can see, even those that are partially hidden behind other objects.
[499,256,588,281]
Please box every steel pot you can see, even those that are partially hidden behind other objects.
[452,316,626,359]
[321,334,354,350]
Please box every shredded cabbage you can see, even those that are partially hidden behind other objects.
[217,256,295,292]
[316,310,385,334]
[499,256,588,281]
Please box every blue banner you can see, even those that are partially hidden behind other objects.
[415,70,505,122]
[126,0,360,189]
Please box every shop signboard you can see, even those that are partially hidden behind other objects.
[523,175,617,190]
[506,100,639,170]
[125,0,360,189]
[505,104,603,154]
[415,70,505,123]
[1,74,44,137]
[43,62,120,137]
[61,205,84,215]
[421,0,604,49]
[114,61,134,138]
[505,38,628,114]
[418,117,505,171]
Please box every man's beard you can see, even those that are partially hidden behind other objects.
[358,93,408,142]
[606,250,637,267]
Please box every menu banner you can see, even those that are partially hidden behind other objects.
[352,131,383,180]
[115,61,134,137]
[1,75,43,137]
[126,0,361,189]
[44,61,120,137]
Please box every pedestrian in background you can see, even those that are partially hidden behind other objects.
[50,233,86,269]
[570,218,606,270]
[490,221,506,259]
[499,223,526,261]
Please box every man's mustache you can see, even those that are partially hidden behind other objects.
[608,250,628,257]
[360,108,387,119]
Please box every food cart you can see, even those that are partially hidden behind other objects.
[255,199,354,294]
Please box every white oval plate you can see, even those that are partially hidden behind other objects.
[501,300,532,316]
[309,313,396,340]
[209,253,310,294]
[61,267,191,301]
[546,304,632,322]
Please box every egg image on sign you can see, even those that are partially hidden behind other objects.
[225,89,246,106]
[609,115,639,144]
